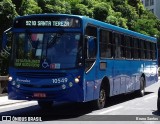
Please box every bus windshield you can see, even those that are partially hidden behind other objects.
[12,32,82,69]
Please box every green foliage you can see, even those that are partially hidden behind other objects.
[20,0,42,15]
[0,0,17,37]
[134,19,159,36]
[42,0,71,14]
[106,13,128,29]
[72,4,93,17]
[12,0,23,13]
[93,2,112,21]
[0,0,17,75]
[128,0,145,16]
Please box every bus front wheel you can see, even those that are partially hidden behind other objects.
[157,97,160,112]
[138,76,145,97]
[38,101,53,109]
[93,85,106,110]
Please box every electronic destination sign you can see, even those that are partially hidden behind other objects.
[13,16,81,28]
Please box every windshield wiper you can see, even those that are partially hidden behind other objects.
[47,33,63,48]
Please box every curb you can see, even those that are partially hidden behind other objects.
[0,95,27,107]
[0,100,28,107]
[0,93,7,97]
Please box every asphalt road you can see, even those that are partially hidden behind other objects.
[0,80,160,124]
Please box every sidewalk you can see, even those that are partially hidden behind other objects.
[0,95,26,106]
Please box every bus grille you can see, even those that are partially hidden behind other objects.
[21,84,60,88]
[16,72,67,78]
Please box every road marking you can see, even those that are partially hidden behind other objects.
[144,94,157,101]
[98,106,123,115]
[0,101,37,110]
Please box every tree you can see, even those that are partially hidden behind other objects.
[128,0,145,17]
[114,4,138,30]
[134,19,159,36]
[93,2,112,21]
[0,0,17,75]
[43,0,71,14]
[72,4,93,17]
[11,0,23,13]
[37,0,46,12]
[156,20,160,38]
[106,12,128,29]
[19,0,42,15]
[0,0,17,38]
[111,0,128,6]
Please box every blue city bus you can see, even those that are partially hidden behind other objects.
[2,14,158,109]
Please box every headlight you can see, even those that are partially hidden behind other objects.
[75,78,79,83]
[8,76,13,81]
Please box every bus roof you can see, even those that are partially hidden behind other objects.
[14,14,157,42]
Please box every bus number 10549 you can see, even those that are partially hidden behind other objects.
[52,78,68,84]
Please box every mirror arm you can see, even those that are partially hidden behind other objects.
[2,27,12,49]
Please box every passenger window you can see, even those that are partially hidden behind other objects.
[145,42,150,59]
[115,33,121,58]
[151,43,157,60]
[126,36,132,59]
[120,35,126,58]
[140,40,145,59]
[133,38,139,59]
[100,29,113,58]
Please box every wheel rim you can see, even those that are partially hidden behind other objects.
[141,89,144,95]
[140,77,145,96]
[98,89,106,109]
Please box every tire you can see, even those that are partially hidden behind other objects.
[93,85,106,110]
[138,76,145,97]
[38,101,53,109]
[157,97,160,112]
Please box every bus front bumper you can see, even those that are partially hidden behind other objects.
[8,85,84,102]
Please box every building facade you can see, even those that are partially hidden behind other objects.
[141,0,160,19]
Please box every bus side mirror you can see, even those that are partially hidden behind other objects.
[85,36,96,59]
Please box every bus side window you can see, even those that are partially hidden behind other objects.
[145,41,150,59]
[100,29,112,58]
[121,35,126,59]
[140,40,145,59]
[126,36,131,59]
[115,33,121,58]
[133,38,139,59]
[151,43,156,60]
